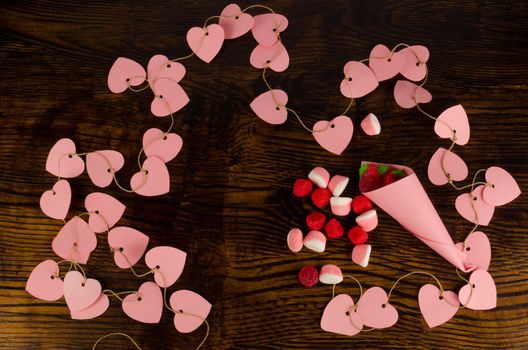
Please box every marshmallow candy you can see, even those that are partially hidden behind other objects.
[330,197,352,216]
[287,228,303,253]
[308,167,330,188]
[319,264,343,284]
[360,113,381,136]
[328,175,349,196]
[355,209,378,232]
[352,244,372,267]
[303,230,326,253]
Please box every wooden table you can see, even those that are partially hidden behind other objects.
[1,1,527,349]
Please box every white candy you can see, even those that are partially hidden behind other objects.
[355,209,378,231]
[352,244,372,267]
[287,228,303,253]
[330,197,352,216]
[360,113,381,136]
[328,175,349,196]
[308,167,330,188]
[303,230,326,253]
[319,264,343,284]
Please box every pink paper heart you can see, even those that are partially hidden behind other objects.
[482,166,521,206]
[369,44,405,81]
[130,157,170,197]
[63,271,102,312]
[434,104,470,146]
[250,89,288,125]
[312,115,353,155]
[145,246,187,288]
[186,24,225,63]
[46,138,85,178]
[418,284,460,328]
[170,290,212,333]
[251,14,288,47]
[150,78,190,117]
[122,282,163,324]
[320,294,364,336]
[108,227,149,269]
[142,128,183,163]
[52,216,97,264]
[394,80,432,109]
[427,147,468,185]
[70,293,109,320]
[85,192,125,233]
[250,41,289,72]
[399,45,430,81]
[39,179,71,220]
[356,287,398,329]
[86,150,125,188]
[455,185,495,226]
[340,61,379,98]
[219,3,254,39]
[458,269,497,310]
[25,260,63,301]
[456,231,491,271]
[147,54,185,84]
[107,57,146,93]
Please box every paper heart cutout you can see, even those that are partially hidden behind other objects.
[399,45,430,81]
[130,157,170,197]
[418,284,460,328]
[71,293,109,320]
[108,227,149,269]
[434,104,470,146]
[320,294,364,336]
[52,216,97,264]
[340,61,379,98]
[145,246,187,288]
[186,24,225,63]
[428,147,468,185]
[482,166,521,206]
[250,89,288,124]
[107,57,146,93]
[85,192,125,233]
[122,282,163,324]
[219,3,255,39]
[394,80,432,109]
[250,41,289,72]
[63,271,102,312]
[170,290,212,333]
[456,231,491,271]
[356,287,398,329]
[458,269,497,310]
[455,185,495,226]
[39,179,71,220]
[147,54,185,84]
[86,150,125,188]
[312,115,353,155]
[46,138,85,178]
[142,128,183,163]
[150,78,190,117]
[251,14,288,47]
[25,260,63,301]
[369,44,405,81]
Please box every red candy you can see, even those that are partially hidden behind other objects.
[311,188,331,208]
[298,266,319,287]
[347,226,368,245]
[352,195,373,214]
[306,211,326,231]
[325,218,344,239]
[293,178,313,197]
[359,163,382,193]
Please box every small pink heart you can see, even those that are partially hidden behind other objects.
[455,185,495,226]
[108,227,149,269]
[418,284,460,328]
[70,293,109,320]
[170,290,212,333]
[434,104,470,146]
[39,179,71,220]
[482,166,521,206]
[458,269,497,310]
[63,271,102,312]
[186,24,225,63]
[147,54,185,84]
[356,287,398,329]
[456,231,491,271]
[320,294,364,336]
[130,157,170,197]
[312,115,353,155]
[427,147,468,185]
[250,41,289,72]
[339,61,379,98]
[142,128,183,163]
[394,80,432,109]
[52,216,97,264]
[150,78,190,117]
[46,138,85,178]
[107,57,146,93]
[369,44,405,81]
[219,3,255,39]
[399,45,430,81]
[85,192,125,233]
[86,150,125,188]
[145,246,187,288]
[251,14,288,47]
[25,260,63,301]
[250,89,288,125]
[122,281,163,324]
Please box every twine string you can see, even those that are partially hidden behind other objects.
[387,271,444,301]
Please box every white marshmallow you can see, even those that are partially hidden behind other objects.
[355,209,378,231]
[360,113,381,136]
[287,228,303,253]
[308,167,330,188]
[330,197,352,216]
[319,264,343,284]
[352,244,372,267]
[328,175,349,196]
[303,230,326,253]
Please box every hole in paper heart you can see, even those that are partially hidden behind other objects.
[95,210,99,214]
[272,28,277,32]
[137,297,142,301]
[107,168,111,173]
[235,15,239,19]
[159,95,163,99]
[167,64,171,68]
[473,196,477,201]
[73,242,78,247]
[491,184,495,188]
[119,247,124,252]
[50,275,55,280]
[439,295,444,300]
[275,106,280,110]
[345,311,350,316]
[179,309,183,313]
[155,265,160,270]
[52,191,56,195]
[331,124,335,128]
[466,247,471,251]
[387,58,392,62]
[162,135,167,140]
[415,62,420,66]
[472,284,476,288]
[144,170,149,175]
[126,78,130,82]
[381,304,386,308]
[81,282,86,287]
[205,32,209,36]
[68,155,73,158]
[266,60,271,63]
[348,77,352,81]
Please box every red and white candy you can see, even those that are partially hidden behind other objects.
[330,197,352,216]
[360,113,381,136]
[319,264,343,284]
[328,175,349,196]
[303,230,326,253]
[308,167,330,188]
[355,209,378,231]
[352,244,372,267]
[287,228,303,253]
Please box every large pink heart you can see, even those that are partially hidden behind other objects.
[399,45,429,81]
[312,115,353,155]
[369,44,405,81]
[320,294,364,336]
[145,246,186,288]
[122,282,163,324]
[186,24,225,63]
[25,260,63,301]
[142,128,183,163]
[455,185,495,226]
[52,216,97,264]
[45,138,85,178]
[63,271,102,312]
[107,57,146,93]
[39,179,71,220]
[147,54,185,84]
[130,157,170,197]
[339,61,379,98]
[250,89,288,125]
[85,192,125,233]
[434,104,470,146]
[427,147,468,185]
[418,284,460,328]
[482,166,521,206]
[250,41,289,72]
[251,14,288,47]
[150,78,190,117]
[170,290,212,333]
[70,293,109,320]
[108,227,149,269]
[356,287,398,329]
[394,80,432,109]
[86,150,125,188]
[456,231,491,271]
[458,269,496,310]
[219,3,254,39]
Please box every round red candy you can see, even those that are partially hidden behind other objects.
[347,226,368,245]
[298,266,319,287]
[311,188,331,208]
[325,218,344,239]
[306,211,326,231]
[293,178,313,197]
[352,195,373,214]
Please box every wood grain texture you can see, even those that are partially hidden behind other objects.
[0,0,527,349]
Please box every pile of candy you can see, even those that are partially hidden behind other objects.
[358,162,407,193]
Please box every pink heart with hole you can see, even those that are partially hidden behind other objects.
[455,185,495,226]
[339,61,379,98]
[147,54,185,84]
[25,260,63,301]
[394,80,432,109]
[86,150,125,188]
[428,147,468,185]
[482,166,521,206]
[356,287,398,329]
[418,284,459,328]
[142,128,183,163]
[39,179,71,220]
[458,269,496,310]
[251,14,288,47]
[107,57,146,93]
[219,3,255,39]
[122,281,163,324]
[399,45,430,81]
[150,78,190,117]
[250,89,288,124]
[108,227,149,269]
[456,231,491,271]
[250,41,289,72]
[320,294,364,336]
[186,24,225,63]
[52,216,97,264]
[46,138,85,178]
[63,271,102,312]
[312,115,353,155]
[71,293,109,320]
[85,192,125,233]
[434,104,470,146]
[130,157,170,197]
[145,246,187,288]
[369,44,405,81]
[170,290,212,333]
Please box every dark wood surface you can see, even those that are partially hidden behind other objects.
[1,1,527,349]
